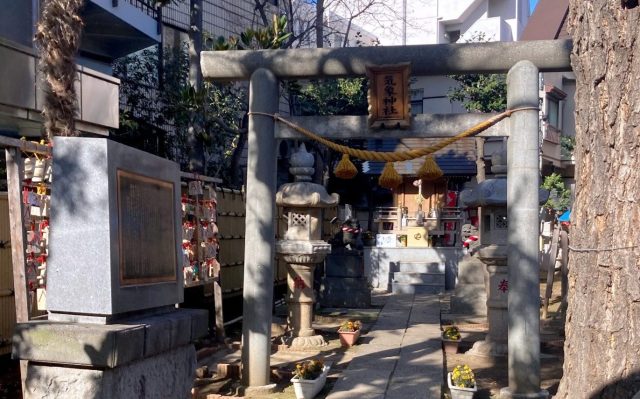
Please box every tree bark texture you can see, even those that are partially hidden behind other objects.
[557,2,640,398]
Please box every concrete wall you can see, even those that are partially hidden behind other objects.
[0,38,119,137]
[0,0,36,48]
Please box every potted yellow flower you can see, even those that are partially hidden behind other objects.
[447,364,477,399]
[337,320,362,347]
[290,359,329,399]
[442,325,461,354]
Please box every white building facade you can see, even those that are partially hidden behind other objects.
[364,0,530,46]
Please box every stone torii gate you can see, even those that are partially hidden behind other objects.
[201,39,572,398]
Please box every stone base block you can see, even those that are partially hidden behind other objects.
[23,345,195,399]
[286,334,327,350]
[499,387,549,399]
[325,252,364,278]
[456,255,487,285]
[466,338,507,357]
[243,383,278,397]
[13,309,208,367]
[319,277,371,308]
[450,284,487,316]
[319,287,371,308]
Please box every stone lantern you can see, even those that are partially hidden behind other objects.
[461,150,547,357]
[275,144,339,348]
[459,150,510,357]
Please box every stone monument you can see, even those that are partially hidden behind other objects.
[450,200,488,316]
[275,144,339,349]
[320,248,371,308]
[13,138,207,398]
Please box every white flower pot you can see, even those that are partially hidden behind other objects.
[447,372,477,399]
[291,366,329,399]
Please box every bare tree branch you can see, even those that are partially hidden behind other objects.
[211,116,247,135]
[253,0,270,26]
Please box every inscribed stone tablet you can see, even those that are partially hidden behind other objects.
[117,169,177,285]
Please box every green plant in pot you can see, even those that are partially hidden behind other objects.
[293,359,325,380]
[291,359,329,399]
[448,364,477,399]
[443,326,461,340]
[338,320,362,347]
[442,326,461,354]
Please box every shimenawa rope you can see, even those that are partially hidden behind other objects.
[248,107,538,162]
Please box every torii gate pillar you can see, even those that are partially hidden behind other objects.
[502,61,549,399]
[241,68,278,389]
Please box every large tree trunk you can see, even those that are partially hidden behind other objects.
[556,2,640,398]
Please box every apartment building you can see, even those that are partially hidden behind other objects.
[521,0,575,182]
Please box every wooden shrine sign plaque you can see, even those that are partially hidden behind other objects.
[367,63,411,129]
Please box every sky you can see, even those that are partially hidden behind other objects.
[530,0,539,14]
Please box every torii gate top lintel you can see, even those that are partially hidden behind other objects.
[201,39,572,81]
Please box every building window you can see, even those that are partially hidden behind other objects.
[411,101,423,115]
[547,98,560,129]
[410,88,423,115]
[445,30,460,43]
[543,85,566,130]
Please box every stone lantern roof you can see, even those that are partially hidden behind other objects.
[276,143,339,208]
[460,150,549,208]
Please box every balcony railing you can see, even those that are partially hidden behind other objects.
[543,123,561,144]
[113,0,158,19]
[112,0,162,34]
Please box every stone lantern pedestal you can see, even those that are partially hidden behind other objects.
[275,144,339,350]
[278,241,331,348]
[468,244,508,356]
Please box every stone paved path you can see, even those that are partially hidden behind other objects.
[326,294,443,399]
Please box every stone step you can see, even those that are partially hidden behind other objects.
[392,282,443,295]
[396,261,445,274]
[392,272,445,285]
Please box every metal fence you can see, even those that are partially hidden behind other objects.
[119,0,158,18]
